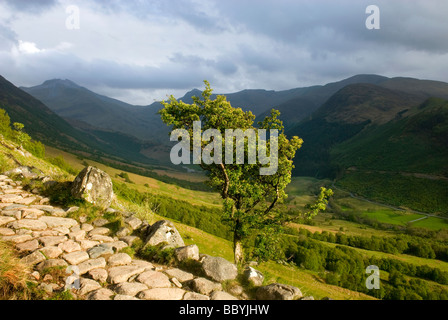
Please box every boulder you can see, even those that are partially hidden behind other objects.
[256,283,303,300]
[243,266,264,286]
[71,166,114,209]
[144,220,185,248]
[174,244,200,262]
[201,255,238,282]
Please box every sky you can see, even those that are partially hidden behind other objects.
[0,0,447,105]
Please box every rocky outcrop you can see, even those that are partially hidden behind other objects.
[71,166,114,209]
[144,220,185,248]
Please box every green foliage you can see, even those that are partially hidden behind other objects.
[114,182,232,240]
[116,172,133,183]
[159,81,332,263]
[281,234,448,300]
[46,155,79,176]
[0,108,46,158]
[337,171,448,214]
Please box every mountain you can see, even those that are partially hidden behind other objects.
[21,79,165,143]
[256,74,390,128]
[285,78,448,214]
[0,75,157,166]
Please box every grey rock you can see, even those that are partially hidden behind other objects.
[183,292,210,300]
[174,244,199,262]
[137,288,185,300]
[88,243,115,258]
[86,288,114,300]
[243,266,264,286]
[114,282,148,296]
[71,166,114,209]
[210,291,239,300]
[164,268,194,283]
[36,259,68,273]
[256,283,303,300]
[144,220,184,248]
[201,255,238,282]
[107,253,132,267]
[137,270,172,288]
[189,277,222,295]
[108,265,146,284]
[77,257,107,275]
[88,268,108,283]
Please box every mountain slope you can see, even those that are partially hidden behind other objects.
[0,75,156,165]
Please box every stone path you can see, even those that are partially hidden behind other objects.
[0,174,240,300]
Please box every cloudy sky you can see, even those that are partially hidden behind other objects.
[1,0,447,105]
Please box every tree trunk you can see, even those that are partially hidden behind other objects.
[234,237,244,266]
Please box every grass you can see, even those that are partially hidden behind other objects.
[0,241,31,300]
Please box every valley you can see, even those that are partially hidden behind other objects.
[1,72,448,300]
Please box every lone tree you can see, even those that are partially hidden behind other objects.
[159,81,332,264]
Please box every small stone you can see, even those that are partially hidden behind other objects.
[89,235,114,243]
[63,251,90,265]
[301,296,315,300]
[88,268,108,283]
[0,216,16,226]
[77,258,107,275]
[8,219,47,231]
[171,277,182,288]
[88,243,114,258]
[120,236,139,246]
[210,291,239,300]
[114,282,148,296]
[137,271,172,288]
[21,250,46,266]
[0,227,15,236]
[92,218,109,227]
[86,288,114,300]
[108,265,146,284]
[137,288,186,300]
[58,240,81,253]
[108,253,132,267]
[78,278,102,296]
[0,194,22,203]
[108,241,129,252]
[2,234,33,244]
[189,277,222,295]
[114,294,140,300]
[174,244,200,261]
[15,239,39,252]
[39,246,63,259]
[183,292,210,300]
[68,230,86,241]
[39,235,67,247]
[116,227,130,238]
[201,255,238,282]
[125,216,142,230]
[256,283,303,300]
[88,227,110,236]
[81,223,94,232]
[130,260,154,271]
[30,271,40,280]
[38,216,78,228]
[79,240,100,250]
[36,259,68,273]
[53,227,71,235]
[164,268,194,283]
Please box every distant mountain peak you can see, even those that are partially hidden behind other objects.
[41,78,80,88]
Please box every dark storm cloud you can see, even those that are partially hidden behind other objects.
[0,0,447,104]
[2,0,58,13]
